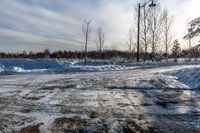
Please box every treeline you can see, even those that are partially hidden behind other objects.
[0,50,134,60]
[0,46,199,61]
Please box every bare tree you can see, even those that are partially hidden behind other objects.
[148,4,163,61]
[140,2,151,61]
[184,19,193,50]
[131,3,148,61]
[171,39,181,62]
[82,20,92,64]
[96,27,105,53]
[162,9,173,62]
[111,43,118,51]
[127,28,135,53]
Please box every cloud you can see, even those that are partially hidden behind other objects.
[0,0,134,52]
[0,0,199,52]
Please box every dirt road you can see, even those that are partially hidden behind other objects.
[0,66,200,132]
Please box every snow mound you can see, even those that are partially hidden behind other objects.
[109,74,190,89]
[0,59,200,74]
[0,66,4,73]
[144,74,190,89]
[131,74,189,89]
[12,66,25,72]
[171,67,200,88]
[0,59,132,74]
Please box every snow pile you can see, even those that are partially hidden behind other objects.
[109,74,190,89]
[74,65,127,71]
[0,66,4,73]
[106,66,200,89]
[141,74,190,89]
[170,67,200,88]
[0,59,200,74]
[12,66,50,73]
[0,59,133,74]
[0,59,71,74]
[12,66,25,73]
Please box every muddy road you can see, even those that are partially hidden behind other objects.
[0,67,200,133]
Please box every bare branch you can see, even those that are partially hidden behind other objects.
[96,26,105,52]
[82,20,92,64]
[161,8,174,61]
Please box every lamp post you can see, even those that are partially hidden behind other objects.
[136,0,156,62]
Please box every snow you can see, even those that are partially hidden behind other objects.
[0,68,199,132]
[136,74,190,89]
[0,58,200,74]
[0,58,200,89]
[0,66,4,73]
[12,66,25,72]
[0,59,131,73]
[0,59,200,132]
[168,67,200,88]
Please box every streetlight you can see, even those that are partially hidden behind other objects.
[136,0,156,62]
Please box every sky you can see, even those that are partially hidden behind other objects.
[0,0,199,52]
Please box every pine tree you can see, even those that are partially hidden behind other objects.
[171,40,181,62]
[184,17,200,42]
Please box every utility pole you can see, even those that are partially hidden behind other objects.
[136,0,156,62]
[137,3,141,62]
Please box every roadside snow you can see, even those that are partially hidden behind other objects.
[1,58,199,89]
[0,66,4,73]
[169,67,200,88]
[12,66,25,72]
[0,59,200,74]
[109,74,190,89]
[12,66,50,73]
[137,74,189,89]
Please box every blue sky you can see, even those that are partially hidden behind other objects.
[0,0,199,52]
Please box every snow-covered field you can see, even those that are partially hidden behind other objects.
[0,59,200,132]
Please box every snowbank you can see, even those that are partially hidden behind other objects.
[109,74,190,89]
[0,66,4,72]
[0,59,72,74]
[170,67,200,88]
[0,59,132,74]
[144,74,189,88]
[0,59,200,74]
